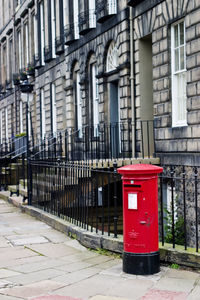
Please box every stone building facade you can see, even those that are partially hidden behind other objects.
[0,0,199,166]
[128,0,200,166]
[0,0,134,161]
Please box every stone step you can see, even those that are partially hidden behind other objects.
[8,185,17,194]
[0,191,10,201]
[19,179,27,187]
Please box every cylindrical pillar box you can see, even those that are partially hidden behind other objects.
[118,164,163,275]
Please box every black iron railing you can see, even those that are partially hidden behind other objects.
[29,161,200,251]
[159,165,200,252]
[30,160,122,237]
[31,120,155,161]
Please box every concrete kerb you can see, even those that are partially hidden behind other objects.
[2,193,200,269]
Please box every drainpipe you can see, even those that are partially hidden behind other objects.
[129,7,136,158]
[13,12,18,136]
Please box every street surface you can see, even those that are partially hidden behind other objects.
[0,199,199,300]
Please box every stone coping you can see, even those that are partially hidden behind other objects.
[1,191,200,269]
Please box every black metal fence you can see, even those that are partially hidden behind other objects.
[159,165,200,252]
[29,161,200,251]
[30,160,122,237]
[31,120,155,161]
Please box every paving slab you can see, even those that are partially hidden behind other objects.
[7,235,49,246]
[140,289,187,300]
[187,285,200,299]
[153,277,196,293]
[26,244,80,258]
[89,297,131,300]
[0,280,65,299]
[0,269,21,279]
[0,295,23,300]
[31,296,82,300]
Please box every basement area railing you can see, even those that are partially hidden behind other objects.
[31,120,155,161]
[29,161,200,251]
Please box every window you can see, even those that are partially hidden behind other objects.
[2,44,7,84]
[17,30,22,71]
[0,110,2,143]
[51,0,56,58]
[9,38,13,82]
[91,63,99,136]
[108,0,117,15]
[40,88,46,138]
[19,100,23,133]
[63,0,67,28]
[73,68,82,138]
[89,0,96,28]
[171,20,187,127]
[5,107,8,140]
[73,0,79,39]
[40,1,45,65]
[51,83,57,133]
[24,23,29,67]
[30,13,35,63]
[34,14,38,59]
[106,41,119,72]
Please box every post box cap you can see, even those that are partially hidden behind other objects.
[117,164,163,175]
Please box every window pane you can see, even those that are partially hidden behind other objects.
[180,22,184,45]
[180,46,185,70]
[175,49,179,71]
[174,24,179,47]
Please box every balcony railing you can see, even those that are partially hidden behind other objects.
[78,9,96,35]
[31,120,155,162]
[64,23,79,45]
[44,45,52,62]
[96,0,117,23]
[55,36,64,55]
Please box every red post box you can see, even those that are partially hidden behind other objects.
[118,164,163,275]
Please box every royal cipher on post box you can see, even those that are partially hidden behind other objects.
[118,164,163,275]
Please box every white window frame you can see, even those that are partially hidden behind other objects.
[51,83,57,133]
[25,23,29,66]
[51,0,56,59]
[76,71,82,138]
[41,88,46,138]
[63,0,67,28]
[40,1,45,65]
[5,107,8,140]
[106,41,119,72]
[34,14,38,57]
[89,0,96,28]
[171,20,187,127]
[92,63,99,137]
[108,0,117,15]
[0,110,2,144]
[19,100,23,133]
[18,30,22,70]
[73,0,79,40]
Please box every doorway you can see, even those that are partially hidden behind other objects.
[109,81,120,158]
[139,35,154,157]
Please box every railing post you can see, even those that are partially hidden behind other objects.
[113,161,118,238]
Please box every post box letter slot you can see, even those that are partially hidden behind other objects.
[124,184,141,188]
[128,193,137,210]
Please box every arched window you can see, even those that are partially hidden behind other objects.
[73,63,82,137]
[106,41,119,72]
[88,54,99,136]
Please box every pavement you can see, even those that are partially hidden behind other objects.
[0,199,200,300]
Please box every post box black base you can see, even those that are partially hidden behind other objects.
[123,251,160,275]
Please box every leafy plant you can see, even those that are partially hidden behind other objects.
[170,263,180,269]
[15,132,26,138]
[164,197,185,246]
